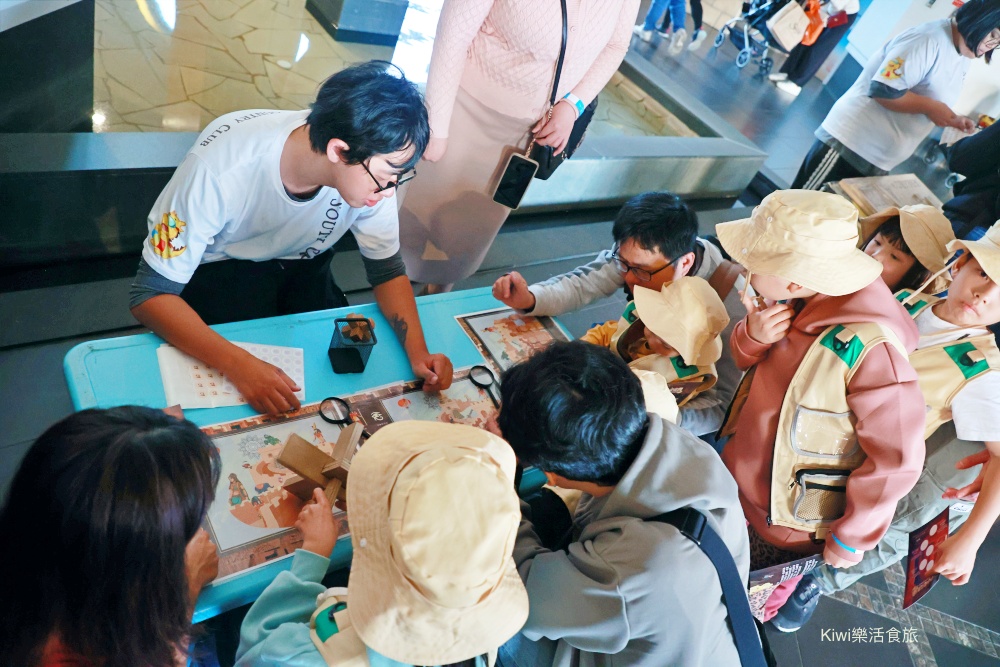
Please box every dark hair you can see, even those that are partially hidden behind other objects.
[498,341,648,486]
[956,0,1000,63]
[863,216,933,291]
[611,191,699,261]
[307,60,430,170]
[0,407,221,667]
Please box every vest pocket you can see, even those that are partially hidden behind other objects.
[793,470,848,524]
[791,407,860,458]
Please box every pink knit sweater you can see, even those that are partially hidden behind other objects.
[424,0,639,138]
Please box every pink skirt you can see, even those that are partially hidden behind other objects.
[397,87,535,285]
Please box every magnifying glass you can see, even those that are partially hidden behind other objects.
[469,365,500,409]
[319,396,372,438]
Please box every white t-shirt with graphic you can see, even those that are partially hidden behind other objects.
[915,306,1000,442]
[141,109,399,285]
[821,19,970,172]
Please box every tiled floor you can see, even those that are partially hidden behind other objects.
[2,3,998,666]
[93,0,695,138]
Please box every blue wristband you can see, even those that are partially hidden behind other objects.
[562,93,585,117]
[831,533,857,554]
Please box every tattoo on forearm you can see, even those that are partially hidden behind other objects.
[389,314,409,346]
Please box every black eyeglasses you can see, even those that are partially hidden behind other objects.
[610,244,676,282]
[362,160,416,193]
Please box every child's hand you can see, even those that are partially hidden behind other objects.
[822,542,855,569]
[185,528,219,604]
[644,326,678,357]
[744,300,794,345]
[932,533,978,585]
[296,488,341,559]
[942,449,990,501]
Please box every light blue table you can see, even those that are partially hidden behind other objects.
[63,287,549,623]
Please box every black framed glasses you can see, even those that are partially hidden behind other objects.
[610,243,676,282]
[362,160,416,193]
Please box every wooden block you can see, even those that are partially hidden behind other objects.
[331,422,364,463]
[278,433,333,487]
[323,479,342,506]
[283,474,320,501]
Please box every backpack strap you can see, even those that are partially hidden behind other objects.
[708,260,745,302]
[646,508,773,667]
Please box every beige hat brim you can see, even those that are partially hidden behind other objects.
[632,284,725,367]
[346,422,528,665]
[717,216,883,297]
[948,237,1000,286]
[858,208,900,244]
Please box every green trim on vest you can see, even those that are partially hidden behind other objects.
[622,301,638,324]
[670,355,700,379]
[820,325,864,369]
[314,601,347,642]
[944,342,991,380]
[895,290,927,314]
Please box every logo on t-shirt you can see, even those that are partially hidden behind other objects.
[880,57,905,80]
[150,211,188,259]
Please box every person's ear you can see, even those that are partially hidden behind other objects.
[787,281,815,298]
[674,251,697,278]
[325,139,349,164]
[951,253,971,277]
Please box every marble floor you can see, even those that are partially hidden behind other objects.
[92,0,393,133]
[94,0,697,138]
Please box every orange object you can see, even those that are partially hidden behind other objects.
[801,0,824,47]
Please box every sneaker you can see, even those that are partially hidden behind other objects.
[687,29,707,50]
[768,72,789,82]
[632,25,654,42]
[775,80,802,96]
[770,574,823,633]
[668,28,688,55]
[656,29,671,39]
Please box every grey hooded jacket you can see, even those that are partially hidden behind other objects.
[509,414,751,666]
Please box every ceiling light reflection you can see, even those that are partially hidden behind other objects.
[295,34,310,63]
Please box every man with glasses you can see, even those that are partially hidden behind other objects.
[492,191,745,438]
[130,61,453,416]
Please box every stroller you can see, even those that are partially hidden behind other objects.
[712,0,797,76]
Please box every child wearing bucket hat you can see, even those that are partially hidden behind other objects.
[796,220,1000,623]
[714,189,925,626]
[234,421,529,667]
[859,204,956,293]
[626,276,730,409]
[495,341,751,666]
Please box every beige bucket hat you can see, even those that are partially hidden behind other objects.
[632,368,680,424]
[716,190,882,296]
[948,220,1000,285]
[632,277,730,367]
[346,421,528,665]
[859,205,956,294]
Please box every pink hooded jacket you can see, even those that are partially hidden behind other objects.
[721,279,924,563]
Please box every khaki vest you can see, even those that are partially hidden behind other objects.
[309,591,369,666]
[769,322,906,535]
[895,290,1000,440]
[609,260,741,406]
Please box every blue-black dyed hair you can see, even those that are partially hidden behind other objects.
[0,407,220,667]
[611,191,699,261]
[957,0,1000,63]
[307,60,430,170]
[498,341,648,486]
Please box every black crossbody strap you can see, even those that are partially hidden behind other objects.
[548,0,569,107]
[647,508,768,667]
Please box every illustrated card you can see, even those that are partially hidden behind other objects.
[903,507,949,609]
[456,307,571,373]
[748,554,822,622]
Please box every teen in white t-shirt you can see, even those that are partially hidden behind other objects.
[130,62,454,416]
[140,109,400,284]
[792,1,1000,190]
